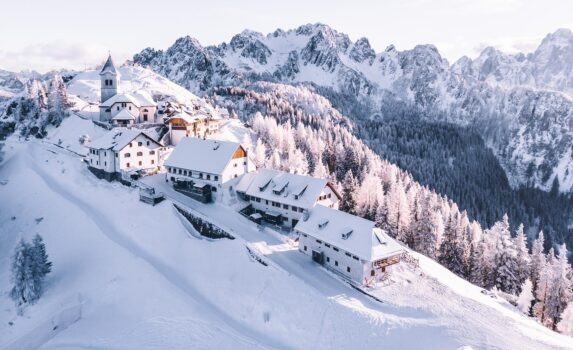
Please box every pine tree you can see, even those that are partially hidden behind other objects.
[493,215,521,294]
[533,249,552,327]
[438,212,466,277]
[514,224,530,292]
[9,235,52,312]
[557,302,573,336]
[413,192,438,258]
[517,279,534,315]
[340,170,358,214]
[545,244,573,329]
[531,231,546,292]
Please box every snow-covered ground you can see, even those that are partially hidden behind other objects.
[1,116,573,349]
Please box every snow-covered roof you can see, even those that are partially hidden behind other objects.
[100,91,157,108]
[166,111,201,124]
[236,169,338,209]
[100,55,119,76]
[88,128,161,151]
[295,205,404,262]
[112,109,136,120]
[164,137,244,175]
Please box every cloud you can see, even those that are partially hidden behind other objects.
[0,41,132,73]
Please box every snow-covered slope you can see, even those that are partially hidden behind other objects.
[133,24,573,193]
[1,116,573,349]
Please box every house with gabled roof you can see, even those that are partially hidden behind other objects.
[295,204,403,285]
[86,128,163,181]
[164,110,220,145]
[165,137,255,200]
[235,169,341,228]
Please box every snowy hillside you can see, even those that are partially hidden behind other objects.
[1,116,573,349]
[133,24,573,193]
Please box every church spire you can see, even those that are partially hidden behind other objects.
[100,54,118,76]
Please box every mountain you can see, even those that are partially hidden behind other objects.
[0,69,25,102]
[133,24,573,194]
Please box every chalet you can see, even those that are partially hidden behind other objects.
[98,54,158,124]
[296,205,403,285]
[165,111,221,145]
[165,138,254,201]
[86,128,163,181]
[235,169,341,228]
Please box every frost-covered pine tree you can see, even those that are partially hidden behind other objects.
[533,249,553,327]
[514,224,530,292]
[517,279,534,315]
[253,138,266,169]
[413,192,438,258]
[493,215,521,294]
[530,231,546,292]
[340,170,358,214]
[545,244,573,329]
[47,74,70,126]
[10,236,52,312]
[438,212,466,277]
[557,302,573,336]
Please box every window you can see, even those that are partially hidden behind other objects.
[243,161,247,165]
[104,161,106,166]
[234,163,237,167]
[316,240,322,244]
[265,200,269,205]
[234,174,238,178]
[149,150,155,155]
[371,270,375,277]
[117,106,120,111]
[138,142,142,146]
[325,243,331,248]
[291,206,298,212]
[207,174,211,180]
[335,261,338,266]
[96,161,99,165]
[298,208,304,213]
[151,160,155,165]
[353,256,359,261]
[333,247,339,252]
[326,257,330,263]
[146,141,150,146]
[129,106,132,111]
[138,161,142,166]
[347,267,351,273]
[283,204,288,209]
[129,143,133,147]
[137,152,143,156]
[345,252,351,257]
[304,246,307,251]
[127,162,130,167]
[125,153,131,157]
[214,175,219,181]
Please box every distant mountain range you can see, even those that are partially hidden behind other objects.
[132,23,573,193]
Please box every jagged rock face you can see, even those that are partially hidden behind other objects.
[133,24,573,192]
[349,38,375,64]
[0,69,25,101]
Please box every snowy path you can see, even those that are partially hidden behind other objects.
[24,143,289,350]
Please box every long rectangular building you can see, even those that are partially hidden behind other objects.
[295,204,403,285]
[236,169,341,228]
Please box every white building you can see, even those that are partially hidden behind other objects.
[165,111,221,145]
[86,128,163,181]
[165,137,254,194]
[98,54,158,124]
[296,205,403,285]
[235,169,341,228]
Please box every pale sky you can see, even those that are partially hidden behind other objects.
[1,0,572,73]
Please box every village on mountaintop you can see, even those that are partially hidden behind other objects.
[84,54,404,286]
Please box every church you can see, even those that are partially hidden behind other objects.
[98,55,158,125]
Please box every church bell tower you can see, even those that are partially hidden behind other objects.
[100,54,120,103]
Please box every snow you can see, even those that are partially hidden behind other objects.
[2,117,573,349]
[88,128,159,151]
[295,204,403,261]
